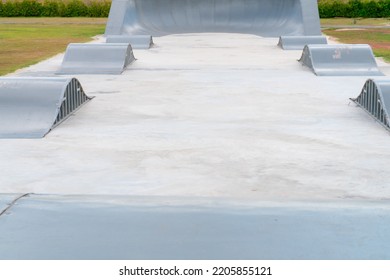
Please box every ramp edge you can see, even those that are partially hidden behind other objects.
[57,43,136,75]
[299,44,384,76]
[351,79,390,131]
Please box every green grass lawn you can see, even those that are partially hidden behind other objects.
[0,18,106,75]
[318,0,382,3]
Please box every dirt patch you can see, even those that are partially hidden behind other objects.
[335,28,367,32]
[369,43,390,50]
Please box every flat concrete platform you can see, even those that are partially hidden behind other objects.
[5,34,390,201]
[1,34,390,259]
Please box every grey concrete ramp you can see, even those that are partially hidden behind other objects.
[105,0,321,37]
[299,44,384,76]
[57,43,135,75]
[0,194,25,215]
[106,35,153,49]
[1,194,390,260]
[0,77,90,138]
[351,79,390,130]
[278,36,327,50]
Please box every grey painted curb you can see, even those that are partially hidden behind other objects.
[0,77,90,138]
[299,44,384,76]
[105,0,322,37]
[57,43,135,75]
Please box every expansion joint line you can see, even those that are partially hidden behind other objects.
[0,193,32,217]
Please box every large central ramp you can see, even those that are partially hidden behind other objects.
[105,0,321,37]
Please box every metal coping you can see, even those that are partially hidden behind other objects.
[350,79,390,131]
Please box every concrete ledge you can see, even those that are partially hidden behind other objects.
[57,43,135,75]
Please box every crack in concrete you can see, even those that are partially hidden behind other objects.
[0,193,32,217]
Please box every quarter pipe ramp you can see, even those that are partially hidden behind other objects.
[0,77,90,138]
[351,79,390,131]
[105,0,322,37]
[299,44,384,76]
[58,43,135,75]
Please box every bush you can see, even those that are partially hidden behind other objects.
[0,1,19,16]
[0,0,111,17]
[377,0,390,17]
[318,0,390,18]
[22,0,45,16]
[41,0,65,17]
[0,0,389,18]
[88,1,111,17]
[62,0,88,17]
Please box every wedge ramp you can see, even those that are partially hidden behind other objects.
[0,77,90,138]
[106,35,153,49]
[0,194,26,215]
[1,194,390,259]
[105,0,322,37]
[299,44,384,76]
[57,43,135,75]
[351,79,390,131]
[278,36,327,50]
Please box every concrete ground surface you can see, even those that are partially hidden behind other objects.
[1,34,390,259]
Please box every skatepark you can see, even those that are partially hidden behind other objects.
[1,0,390,259]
